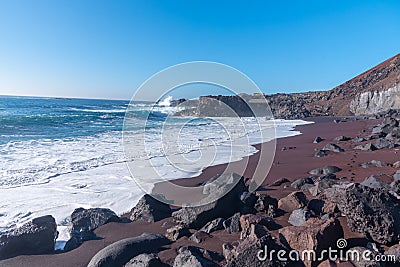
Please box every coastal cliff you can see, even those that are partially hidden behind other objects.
[175,54,400,119]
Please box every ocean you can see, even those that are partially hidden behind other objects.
[0,95,311,249]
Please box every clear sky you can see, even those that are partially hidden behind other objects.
[0,0,399,100]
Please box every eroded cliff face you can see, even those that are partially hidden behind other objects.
[350,85,400,115]
[174,54,400,119]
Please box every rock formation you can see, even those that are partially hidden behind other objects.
[0,215,58,260]
[174,54,400,119]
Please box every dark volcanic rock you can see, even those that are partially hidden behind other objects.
[333,136,351,141]
[288,208,312,226]
[361,175,391,190]
[313,137,324,143]
[354,143,378,151]
[239,214,278,239]
[223,213,241,234]
[309,168,324,175]
[199,218,224,234]
[374,138,397,149]
[270,177,290,186]
[189,231,212,244]
[318,173,337,180]
[314,150,329,157]
[173,246,221,267]
[65,207,120,251]
[0,215,58,260]
[322,166,342,174]
[323,143,345,152]
[394,170,400,181]
[124,253,162,267]
[325,183,400,244]
[353,137,366,143]
[87,233,171,267]
[69,207,119,235]
[172,173,247,229]
[165,225,190,241]
[278,191,308,213]
[238,192,258,208]
[308,199,338,216]
[223,234,289,267]
[309,166,342,175]
[254,194,278,216]
[130,194,172,223]
[360,160,389,168]
[291,177,314,190]
[309,178,337,197]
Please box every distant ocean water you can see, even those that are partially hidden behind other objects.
[0,95,312,249]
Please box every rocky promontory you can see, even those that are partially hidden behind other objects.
[174,54,400,119]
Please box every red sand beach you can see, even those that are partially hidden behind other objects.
[2,117,399,267]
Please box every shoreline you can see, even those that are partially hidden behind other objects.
[3,116,400,266]
[0,118,310,243]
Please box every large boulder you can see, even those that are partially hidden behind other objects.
[279,218,344,267]
[173,246,218,267]
[0,215,58,260]
[223,213,241,234]
[65,207,120,251]
[130,194,172,223]
[278,191,308,213]
[87,233,171,267]
[223,234,289,267]
[325,183,400,244]
[124,253,162,267]
[172,173,247,229]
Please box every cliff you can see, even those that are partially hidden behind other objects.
[267,53,400,118]
[174,54,400,118]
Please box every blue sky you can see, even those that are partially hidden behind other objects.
[0,0,399,100]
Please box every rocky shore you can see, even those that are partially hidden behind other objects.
[2,111,400,266]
